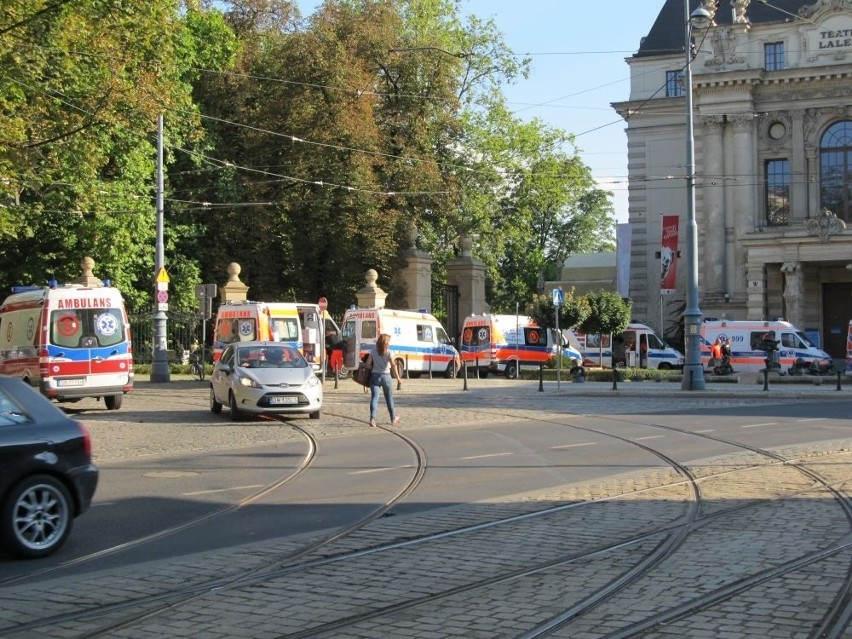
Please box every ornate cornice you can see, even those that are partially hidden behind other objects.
[805,208,847,241]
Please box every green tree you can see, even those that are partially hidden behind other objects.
[579,290,632,336]
[526,290,589,332]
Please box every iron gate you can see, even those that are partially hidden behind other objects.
[431,282,460,343]
[129,306,208,364]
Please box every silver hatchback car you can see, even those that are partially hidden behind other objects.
[210,342,322,421]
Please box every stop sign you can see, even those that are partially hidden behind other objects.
[318,296,328,312]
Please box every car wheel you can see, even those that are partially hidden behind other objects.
[504,361,518,379]
[1,475,73,559]
[478,369,489,379]
[309,410,320,420]
[658,363,672,371]
[210,386,222,414]
[104,394,122,410]
[444,362,457,378]
[228,392,242,421]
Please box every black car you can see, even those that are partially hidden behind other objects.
[0,377,98,558]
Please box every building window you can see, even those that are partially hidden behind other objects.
[765,159,790,226]
[665,70,684,97]
[765,42,785,71]
[820,121,852,223]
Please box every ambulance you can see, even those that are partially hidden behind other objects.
[0,281,133,409]
[459,314,583,379]
[270,302,340,372]
[212,301,277,361]
[572,322,684,370]
[340,307,460,378]
[700,319,832,374]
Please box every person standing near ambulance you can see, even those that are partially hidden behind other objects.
[365,333,402,428]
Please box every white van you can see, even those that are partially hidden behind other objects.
[459,314,582,379]
[700,320,832,374]
[0,282,133,408]
[572,322,685,370]
[340,307,459,378]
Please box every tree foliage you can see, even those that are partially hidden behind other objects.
[579,290,632,336]
[0,0,618,323]
[526,290,589,332]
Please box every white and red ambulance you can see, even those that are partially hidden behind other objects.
[0,282,133,409]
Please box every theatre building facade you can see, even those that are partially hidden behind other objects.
[613,0,852,359]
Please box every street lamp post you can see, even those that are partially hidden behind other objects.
[681,0,712,391]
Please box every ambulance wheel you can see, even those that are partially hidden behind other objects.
[444,362,457,378]
[504,362,518,380]
[394,358,406,379]
[478,370,489,379]
[658,363,672,370]
[104,394,122,410]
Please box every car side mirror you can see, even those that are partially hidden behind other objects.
[218,363,231,374]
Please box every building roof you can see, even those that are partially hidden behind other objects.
[637,0,816,58]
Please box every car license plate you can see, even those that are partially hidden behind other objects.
[57,378,85,387]
[269,396,298,405]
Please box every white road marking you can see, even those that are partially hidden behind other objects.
[460,452,514,460]
[795,418,827,423]
[350,466,412,475]
[635,435,665,441]
[695,429,715,433]
[741,422,777,428]
[550,442,596,450]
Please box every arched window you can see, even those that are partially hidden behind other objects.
[820,121,852,222]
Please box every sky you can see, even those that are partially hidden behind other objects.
[295,1,667,223]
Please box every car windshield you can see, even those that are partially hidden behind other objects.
[236,345,306,368]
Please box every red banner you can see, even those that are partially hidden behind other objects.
[660,215,679,294]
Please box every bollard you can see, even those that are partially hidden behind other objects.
[334,368,339,389]
[538,364,544,392]
[837,369,843,392]
[612,368,618,391]
[463,361,469,391]
[763,368,769,391]
[428,354,433,379]
[405,354,410,379]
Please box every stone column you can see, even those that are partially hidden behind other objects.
[781,261,803,328]
[701,116,725,293]
[398,224,433,311]
[355,269,388,309]
[446,235,489,321]
[219,262,249,304]
[731,115,756,291]
[789,110,807,222]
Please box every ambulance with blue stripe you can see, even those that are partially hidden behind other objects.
[700,319,832,373]
[0,281,133,409]
[340,307,460,378]
[846,320,851,377]
[460,314,583,379]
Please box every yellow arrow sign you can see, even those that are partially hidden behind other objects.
[156,267,170,284]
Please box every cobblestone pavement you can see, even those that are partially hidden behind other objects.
[3,375,851,639]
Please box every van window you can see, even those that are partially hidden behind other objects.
[781,332,797,348]
[646,333,666,350]
[51,308,126,348]
[750,332,769,350]
[524,327,547,346]
[341,319,356,342]
[462,325,490,347]
[416,324,434,342]
[435,326,452,345]
[361,320,377,340]
[272,318,299,341]
[216,318,256,345]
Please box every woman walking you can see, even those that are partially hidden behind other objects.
[366,333,402,427]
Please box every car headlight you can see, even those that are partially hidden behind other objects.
[305,375,321,389]
[238,375,262,388]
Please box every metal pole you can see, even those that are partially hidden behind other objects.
[681,0,705,390]
[151,114,170,382]
[555,298,561,391]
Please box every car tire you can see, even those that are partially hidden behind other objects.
[444,362,457,378]
[394,358,406,379]
[309,410,320,420]
[504,361,518,379]
[1,474,73,559]
[104,394,122,410]
[210,386,222,414]
[228,392,242,421]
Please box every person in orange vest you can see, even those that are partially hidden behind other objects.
[710,337,723,369]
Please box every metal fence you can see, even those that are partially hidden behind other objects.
[431,282,460,342]
[129,306,209,364]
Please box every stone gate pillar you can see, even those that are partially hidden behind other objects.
[446,235,489,321]
[398,224,432,311]
[356,269,388,309]
[220,262,249,304]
